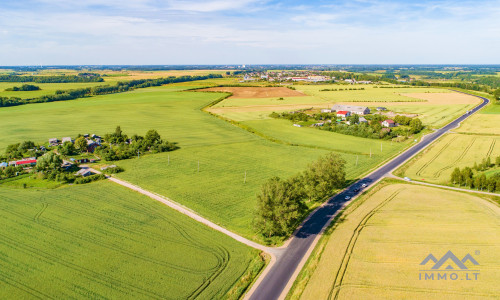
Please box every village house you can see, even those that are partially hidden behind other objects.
[48,138,59,147]
[336,110,351,119]
[382,119,396,127]
[332,104,370,115]
[321,109,332,113]
[62,137,74,144]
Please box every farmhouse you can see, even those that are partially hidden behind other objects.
[62,137,74,144]
[382,119,396,127]
[48,138,59,146]
[87,140,99,153]
[336,111,351,119]
[332,104,370,115]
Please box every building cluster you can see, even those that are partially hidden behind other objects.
[0,157,37,168]
[49,134,102,153]
[241,71,333,83]
[320,104,397,128]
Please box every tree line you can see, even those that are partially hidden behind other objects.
[254,153,346,240]
[0,74,223,108]
[450,156,500,192]
[5,84,41,91]
[0,73,103,83]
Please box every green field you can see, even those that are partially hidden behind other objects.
[401,133,500,184]
[0,85,256,150]
[0,181,261,299]
[0,84,417,241]
[289,182,500,299]
[0,82,110,99]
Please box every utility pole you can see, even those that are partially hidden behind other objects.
[244,171,247,183]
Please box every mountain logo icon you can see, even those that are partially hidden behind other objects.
[420,251,479,270]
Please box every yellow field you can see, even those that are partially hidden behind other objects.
[402,134,500,184]
[456,114,500,135]
[208,86,479,128]
[289,183,500,300]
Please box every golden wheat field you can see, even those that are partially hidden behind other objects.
[289,183,500,300]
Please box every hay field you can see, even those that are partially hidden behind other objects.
[289,183,500,300]
[0,181,261,299]
[401,134,500,184]
[455,104,500,135]
[200,86,306,98]
[208,85,479,128]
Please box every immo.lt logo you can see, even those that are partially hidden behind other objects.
[419,250,480,281]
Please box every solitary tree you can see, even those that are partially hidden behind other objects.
[75,136,87,153]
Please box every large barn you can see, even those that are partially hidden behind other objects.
[332,104,370,115]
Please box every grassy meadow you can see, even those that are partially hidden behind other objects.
[288,182,500,300]
[400,133,500,184]
[0,181,262,299]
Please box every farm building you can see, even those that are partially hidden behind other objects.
[376,107,387,111]
[332,104,370,115]
[336,111,351,119]
[293,124,302,127]
[14,158,37,167]
[321,109,332,113]
[62,137,74,144]
[359,117,368,123]
[382,119,396,127]
[75,168,93,177]
[87,140,99,153]
[48,138,59,146]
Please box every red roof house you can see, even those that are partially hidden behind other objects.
[336,110,351,118]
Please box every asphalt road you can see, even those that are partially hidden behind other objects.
[249,91,489,300]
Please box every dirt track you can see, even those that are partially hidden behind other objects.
[199,87,306,98]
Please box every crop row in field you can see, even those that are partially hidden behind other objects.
[289,182,500,300]
[402,133,500,184]
[0,181,261,299]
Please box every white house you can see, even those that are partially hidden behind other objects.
[382,119,396,127]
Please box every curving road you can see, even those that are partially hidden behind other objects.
[248,91,490,300]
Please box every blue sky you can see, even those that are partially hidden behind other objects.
[0,0,499,65]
